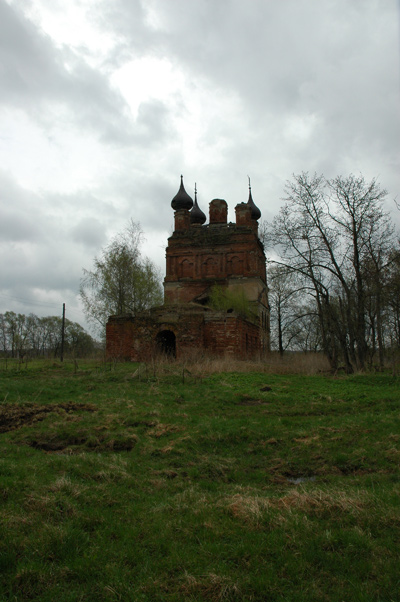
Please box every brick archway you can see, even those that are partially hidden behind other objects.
[156,330,176,358]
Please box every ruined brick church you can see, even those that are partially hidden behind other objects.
[106,177,270,360]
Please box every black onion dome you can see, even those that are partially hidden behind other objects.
[190,184,206,225]
[171,175,193,211]
[247,179,261,220]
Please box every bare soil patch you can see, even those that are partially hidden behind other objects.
[0,402,97,433]
[237,395,269,406]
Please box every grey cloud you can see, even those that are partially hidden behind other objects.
[147,0,394,106]
[0,171,44,241]
[0,2,138,144]
[0,208,40,242]
[98,169,178,234]
[0,228,87,296]
[98,0,399,188]
[1,0,176,147]
[92,0,148,48]
[0,172,111,247]
[132,99,172,144]
[71,217,106,248]
[0,174,117,313]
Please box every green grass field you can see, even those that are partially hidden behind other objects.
[0,358,399,601]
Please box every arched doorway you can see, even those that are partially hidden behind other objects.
[156,330,176,357]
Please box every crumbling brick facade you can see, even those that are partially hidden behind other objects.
[106,178,270,361]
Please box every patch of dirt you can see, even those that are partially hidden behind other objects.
[237,395,269,406]
[148,423,183,438]
[152,469,189,480]
[29,437,87,452]
[0,402,97,433]
[130,420,158,428]
[293,435,320,445]
[27,433,138,454]
[178,572,241,600]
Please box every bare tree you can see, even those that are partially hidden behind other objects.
[268,265,310,354]
[269,173,396,372]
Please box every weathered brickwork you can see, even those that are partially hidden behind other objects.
[106,179,270,361]
[107,305,263,361]
[106,315,136,360]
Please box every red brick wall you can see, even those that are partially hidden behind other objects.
[165,226,267,305]
[106,316,135,360]
[209,199,228,224]
[174,209,191,231]
[106,308,264,362]
[204,315,261,359]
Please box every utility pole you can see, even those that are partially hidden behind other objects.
[60,303,65,362]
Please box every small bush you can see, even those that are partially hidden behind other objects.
[208,285,254,318]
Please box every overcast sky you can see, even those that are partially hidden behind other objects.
[0,0,399,331]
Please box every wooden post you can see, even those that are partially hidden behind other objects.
[60,303,65,362]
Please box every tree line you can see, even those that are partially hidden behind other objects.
[264,173,400,373]
[0,311,96,359]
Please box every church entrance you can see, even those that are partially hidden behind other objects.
[156,330,176,357]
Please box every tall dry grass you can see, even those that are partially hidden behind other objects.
[143,351,330,379]
[144,348,400,378]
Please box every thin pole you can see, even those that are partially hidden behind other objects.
[60,303,65,362]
